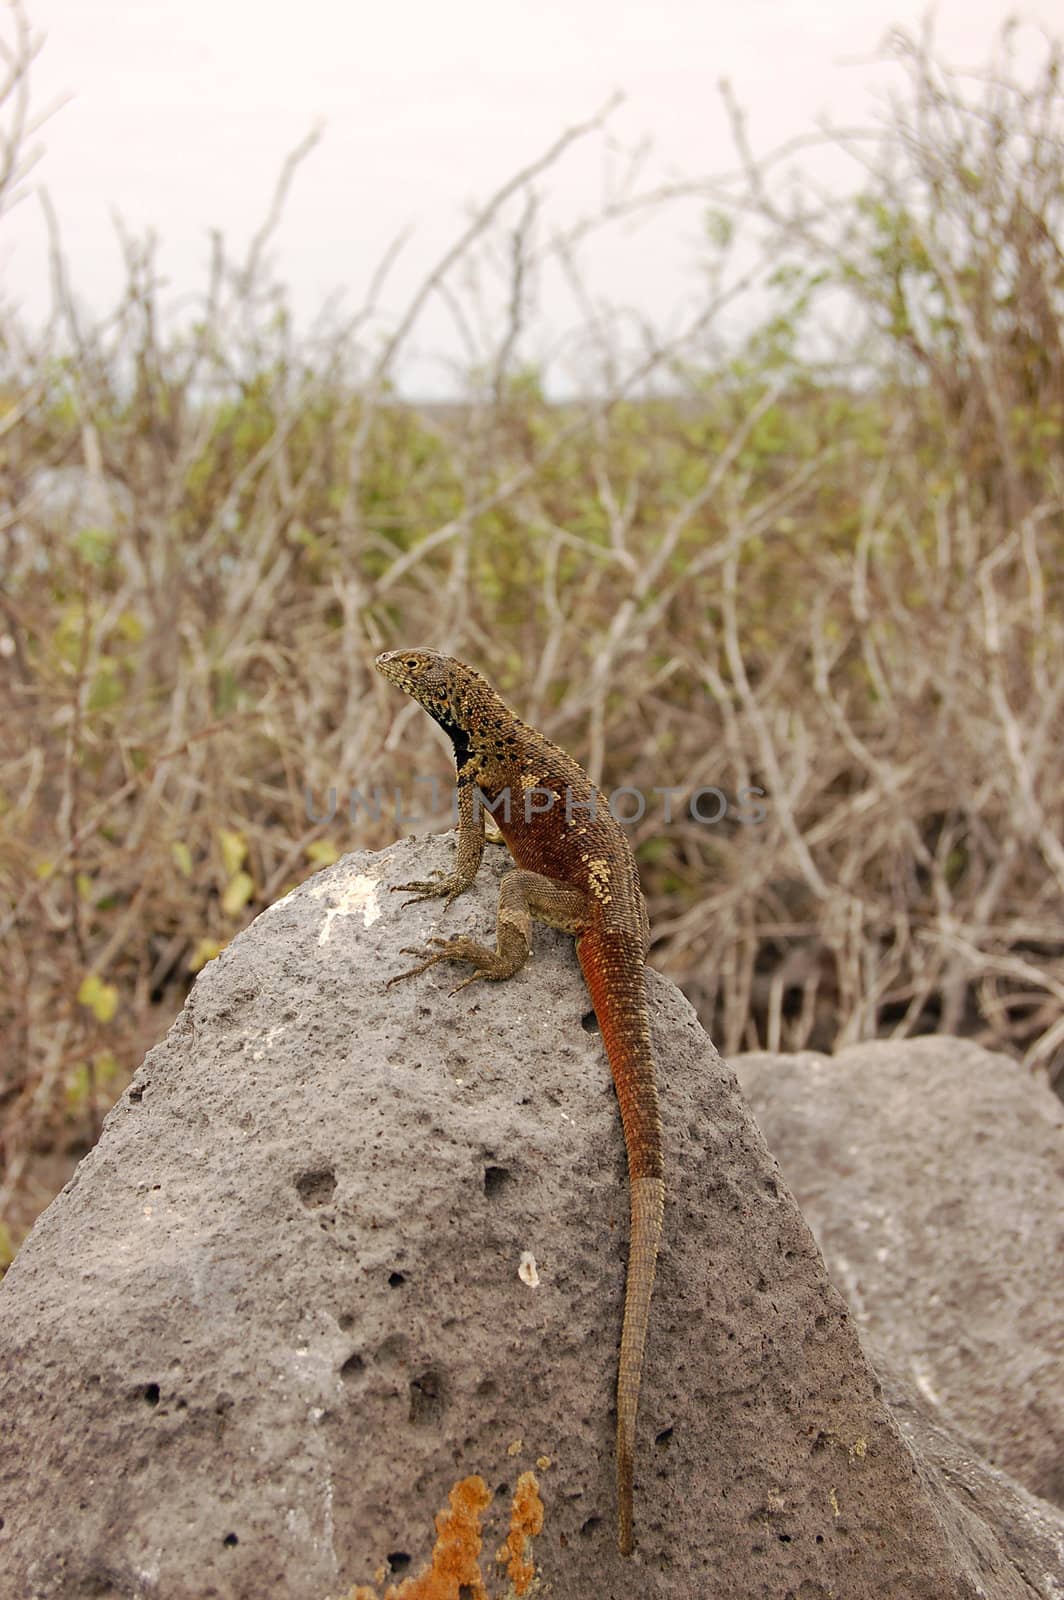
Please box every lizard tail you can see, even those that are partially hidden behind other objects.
[577,930,665,1556]
[617,1173,665,1554]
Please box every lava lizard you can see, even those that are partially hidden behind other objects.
[375,648,664,1556]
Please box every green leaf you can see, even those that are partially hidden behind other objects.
[218,829,248,876]
[77,973,119,1023]
[190,937,226,972]
[116,611,145,642]
[75,526,116,567]
[171,841,194,878]
[221,870,254,917]
[88,668,122,711]
[704,208,734,250]
[214,667,239,715]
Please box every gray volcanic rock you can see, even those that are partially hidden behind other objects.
[732,1037,1064,1509]
[877,1359,1064,1595]
[0,837,1062,1599]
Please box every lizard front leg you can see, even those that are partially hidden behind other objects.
[393,780,486,907]
[389,868,589,994]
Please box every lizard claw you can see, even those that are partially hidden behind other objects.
[386,938,456,988]
[386,960,429,988]
[393,872,473,910]
[385,946,433,986]
[393,871,445,891]
[449,971,488,996]
[392,872,467,909]
[393,938,447,959]
[386,935,493,991]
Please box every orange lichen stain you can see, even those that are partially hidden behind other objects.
[344,1475,493,1600]
[494,1471,544,1598]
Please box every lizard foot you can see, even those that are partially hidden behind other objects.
[386,934,499,993]
[392,873,469,909]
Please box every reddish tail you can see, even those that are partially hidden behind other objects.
[578,928,665,1555]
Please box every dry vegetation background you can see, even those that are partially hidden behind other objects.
[1,11,1062,1262]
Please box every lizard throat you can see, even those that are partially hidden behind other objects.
[428,708,471,775]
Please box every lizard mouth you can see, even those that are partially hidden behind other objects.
[375,650,416,691]
[375,650,452,719]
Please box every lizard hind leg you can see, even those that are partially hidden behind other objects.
[386,868,589,993]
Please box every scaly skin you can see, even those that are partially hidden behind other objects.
[375,648,664,1556]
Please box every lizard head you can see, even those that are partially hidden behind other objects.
[375,648,487,732]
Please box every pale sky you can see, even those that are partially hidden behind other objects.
[1,0,1058,389]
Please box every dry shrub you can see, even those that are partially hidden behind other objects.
[1,16,1061,1253]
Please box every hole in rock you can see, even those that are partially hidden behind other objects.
[295,1168,336,1208]
[408,1368,445,1426]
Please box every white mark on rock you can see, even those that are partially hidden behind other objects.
[252,1024,287,1060]
[518,1251,540,1288]
[311,871,383,944]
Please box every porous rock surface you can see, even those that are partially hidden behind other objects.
[1,837,1062,1600]
[732,1038,1064,1509]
